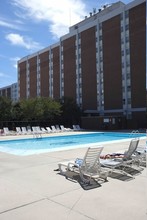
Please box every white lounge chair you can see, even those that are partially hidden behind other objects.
[55,125,62,132]
[32,126,42,138]
[3,127,15,135]
[41,127,48,133]
[27,127,32,134]
[76,124,83,130]
[73,125,78,131]
[51,125,58,132]
[35,126,43,133]
[60,125,72,132]
[21,127,28,135]
[21,127,32,135]
[46,127,53,133]
[73,124,84,131]
[16,127,22,135]
[32,126,41,134]
[133,144,147,167]
[58,146,109,183]
[100,138,140,176]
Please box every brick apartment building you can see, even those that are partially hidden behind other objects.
[18,0,146,130]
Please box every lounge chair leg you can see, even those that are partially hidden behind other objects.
[79,171,91,184]
[58,164,67,176]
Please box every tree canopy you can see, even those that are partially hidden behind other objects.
[0,96,81,128]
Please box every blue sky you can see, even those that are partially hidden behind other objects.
[0,0,132,88]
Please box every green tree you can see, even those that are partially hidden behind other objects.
[20,98,38,121]
[0,96,62,128]
[60,97,81,127]
[20,97,62,122]
[11,102,23,121]
[0,97,12,121]
[41,97,62,121]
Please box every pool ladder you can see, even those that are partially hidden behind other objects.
[129,130,139,137]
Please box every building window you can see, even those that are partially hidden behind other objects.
[121,39,124,44]
[125,24,129,31]
[127,73,130,79]
[126,49,130,55]
[99,29,102,35]
[127,86,131,91]
[101,100,104,105]
[125,10,129,18]
[127,98,131,104]
[100,57,103,62]
[127,113,132,119]
[125,18,129,25]
[126,36,129,42]
[120,13,123,20]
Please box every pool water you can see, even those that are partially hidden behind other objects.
[0,132,145,155]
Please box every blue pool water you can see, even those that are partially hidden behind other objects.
[0,132,146,155]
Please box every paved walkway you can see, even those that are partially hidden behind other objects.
[0,133,146,220]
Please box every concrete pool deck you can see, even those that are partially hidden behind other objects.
[0,132,146,220]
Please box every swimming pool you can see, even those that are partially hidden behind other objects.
[0,132,146,156]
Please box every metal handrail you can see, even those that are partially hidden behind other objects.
[129,130,139,137]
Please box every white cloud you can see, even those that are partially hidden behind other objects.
[10,57,20,69]
[0,20,16,29]
[12,0,87,39]
[5,33,42,51]
[0,17,23,30]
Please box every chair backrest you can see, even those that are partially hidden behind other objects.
[81,146,103,172]
[51,126,56,131]
[22,127,27,133]
[3,127,9,134]
[76,125,81,130]
[124,138,139,160]
[36,126,41,131]
[16,127,22,133]
[56,125,61,131]
[32,126,37,132]
[46,127,52,132]
[73,125,77,130]
[60,125,65,131]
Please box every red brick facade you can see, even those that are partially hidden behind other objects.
[81,27,97,110]
[103,15,122,110]
[18,0,146,128]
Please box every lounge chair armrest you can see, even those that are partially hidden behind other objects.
[67,162,79,171]
[58,160,76,174]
